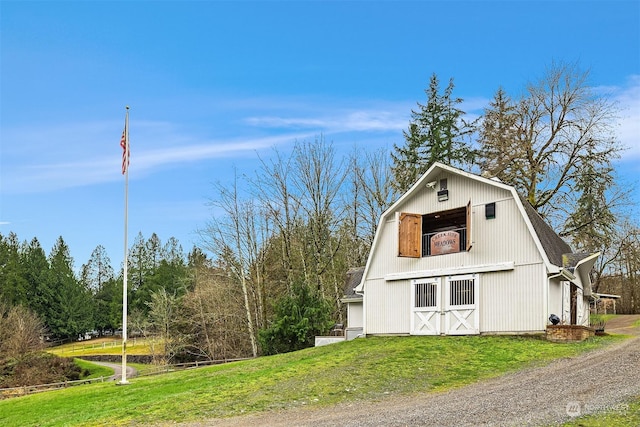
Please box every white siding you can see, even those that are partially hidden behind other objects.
[479,265,546,333]
[367,173,543,282]
[581,299,590,326]
[362,169,554,335]
[562,282,571,324]
[365,278,411,334]
[347,302,363,328]
[547,279,563,323]
[576,288,588,326]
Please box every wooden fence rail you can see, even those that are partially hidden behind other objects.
[0,357,254,399]
[0,376,107,399]
[51,338,146,355]
[136,357,253,376]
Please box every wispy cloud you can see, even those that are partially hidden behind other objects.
[3,98,409,194]
[613,75,640,160]
[9,80,632,197]
[244,116,327,129]
[244,104,409,134]
[0,128,313,194]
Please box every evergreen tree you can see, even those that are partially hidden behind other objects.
[159,237,189,295]
[22,238,52,326]
[258,281,333,355]
[477,88,521,178]
[81,245,115,335]
[563,149,616,251]
[146,233,163,269]
[391,73,476,193]
[128,232,150,313]
[48,237,93,339]
[80,245,114,293]
[94,277,120,335]
[186,247,210,291]
[0,233,28,306]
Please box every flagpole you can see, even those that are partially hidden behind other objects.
[119,106,130,385]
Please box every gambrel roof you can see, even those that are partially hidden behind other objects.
[520,197,572,266]
[355,163,585,293]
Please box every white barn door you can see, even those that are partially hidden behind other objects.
[411,279,441,335]
[445,274,479,335]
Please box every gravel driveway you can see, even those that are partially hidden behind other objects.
[89,361,138,382]
[178,316,640,427]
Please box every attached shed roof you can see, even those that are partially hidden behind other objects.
[343,266,365,300]
[594,293,621,300]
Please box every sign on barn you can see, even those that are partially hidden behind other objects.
[430,230,460,255]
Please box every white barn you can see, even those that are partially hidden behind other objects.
[348,163,598,337]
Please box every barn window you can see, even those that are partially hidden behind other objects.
[415,282,438,307]
[398,202,472,257]
[485,202,496,219]
[422,204,472,256]
[449,277,475,306]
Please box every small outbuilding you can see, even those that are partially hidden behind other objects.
[346,163,598,337]
[591,293,621,315]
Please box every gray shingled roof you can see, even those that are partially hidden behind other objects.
[520,198,572,267]
[343,266,364,298]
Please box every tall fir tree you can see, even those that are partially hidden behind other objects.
[48,237,93,339]
[477,88,521,179]
[81,245,115,335]
[128,232,149,312]
[22,238,52,325]
[563,144,617,251]
[0,233,28,306]
[391,73,476,193]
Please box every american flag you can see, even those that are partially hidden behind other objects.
[120,119,129,174]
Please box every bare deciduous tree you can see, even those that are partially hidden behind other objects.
[253,149,301,292]
[0,303,45,360]
[292,138,347,315]
[146,287,184,364]
[201,171,268,357]
[180,263,250,360]
[478,61,623,224]
[597,223,640,313]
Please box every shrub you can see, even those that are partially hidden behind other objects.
[0,352,82,388]
[258,282,334,355]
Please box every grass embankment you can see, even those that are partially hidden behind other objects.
[1,334,625,427]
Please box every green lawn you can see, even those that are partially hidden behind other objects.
[0,334,626,427]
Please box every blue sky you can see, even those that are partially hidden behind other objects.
[1,1,639,271]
